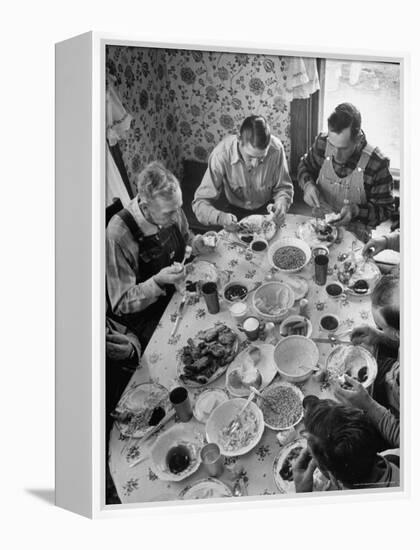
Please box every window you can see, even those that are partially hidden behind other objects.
[321,60,400,173]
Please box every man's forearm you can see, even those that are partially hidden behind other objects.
[191,197,223,226]
[112,277,165,316]
[365,398,400,448]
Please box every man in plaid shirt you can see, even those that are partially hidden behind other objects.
[297,103,395,237]
[106,161,214,348]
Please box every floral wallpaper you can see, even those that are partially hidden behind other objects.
[107,46,293,195]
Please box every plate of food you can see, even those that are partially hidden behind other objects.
[179,478,233,500]
[178,323,240,386]
[268,237,311,273]
[325,344,378,389]
[296,218,338,248]
[206,398,265,457]
[149,423,205,482]
[336,253,381,295]
[273,438,330,494]
[193,388,230,423]
[226,344,277,397]
[237,214,277,242]
[257,381,304,431]
[185,260,218,287]
[115,383,172,439]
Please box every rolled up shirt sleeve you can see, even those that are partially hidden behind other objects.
[106,237,165,316]
[271,143,294,209]
[192,152,225,226]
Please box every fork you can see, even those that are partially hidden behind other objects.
[226,391,255,435]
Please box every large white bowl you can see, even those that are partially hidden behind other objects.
[274,335,319,383]
[206,398,264,457]
[149,423,205,482]
[268,237,311,273]
[252,281,295,322]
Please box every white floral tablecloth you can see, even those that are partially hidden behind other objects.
[109,214,376,503]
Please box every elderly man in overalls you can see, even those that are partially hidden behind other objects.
[106,161,213,350]
[297,103,395,242]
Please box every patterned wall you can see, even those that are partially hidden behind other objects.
[107,46,292,194]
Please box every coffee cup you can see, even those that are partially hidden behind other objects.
[250,238,268,254]
[319,314,340,333]
[240,316,264,341]
[325,282,345,299]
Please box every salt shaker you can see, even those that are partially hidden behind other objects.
[299,298,310,319]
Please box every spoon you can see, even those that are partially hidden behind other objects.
[249,386,281,412]
[180,245,193,267]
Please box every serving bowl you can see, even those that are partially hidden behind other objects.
[257,381,304,431]
[252,281,294,322]
[268,237,311,274]
[206,398,264,457]
[274,335,319,383]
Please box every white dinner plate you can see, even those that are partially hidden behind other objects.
[238,214,277,241]
[225,344,277,397]
[179,478,233,500]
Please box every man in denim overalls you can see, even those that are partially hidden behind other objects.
[297,103,395,242]
[107,162,214,349]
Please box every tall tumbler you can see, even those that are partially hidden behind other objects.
[201,281,220,314]
[314,254,329,286]
[169,387,193,422]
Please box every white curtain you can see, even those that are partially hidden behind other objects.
[106,77,133,207]
[285,57,320,101]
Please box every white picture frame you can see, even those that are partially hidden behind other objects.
[55,32,409,518]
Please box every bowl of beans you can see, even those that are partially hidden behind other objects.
[268,237,311,274]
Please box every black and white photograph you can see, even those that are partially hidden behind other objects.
[104,44,401,506]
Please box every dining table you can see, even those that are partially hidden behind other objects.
[108,213,378,504]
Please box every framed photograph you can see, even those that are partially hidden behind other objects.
[55,32,407,518]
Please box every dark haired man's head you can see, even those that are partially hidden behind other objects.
[371,275,400,338]
[327,103,362,164]
[239,115,271,169]
[302,396,382,487]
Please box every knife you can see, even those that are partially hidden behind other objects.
[170,294,187,337]
[311,337,352,345]
[128,408,176,468]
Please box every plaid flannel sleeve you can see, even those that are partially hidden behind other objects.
[357,157,395,227]
[106,237,164,316]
